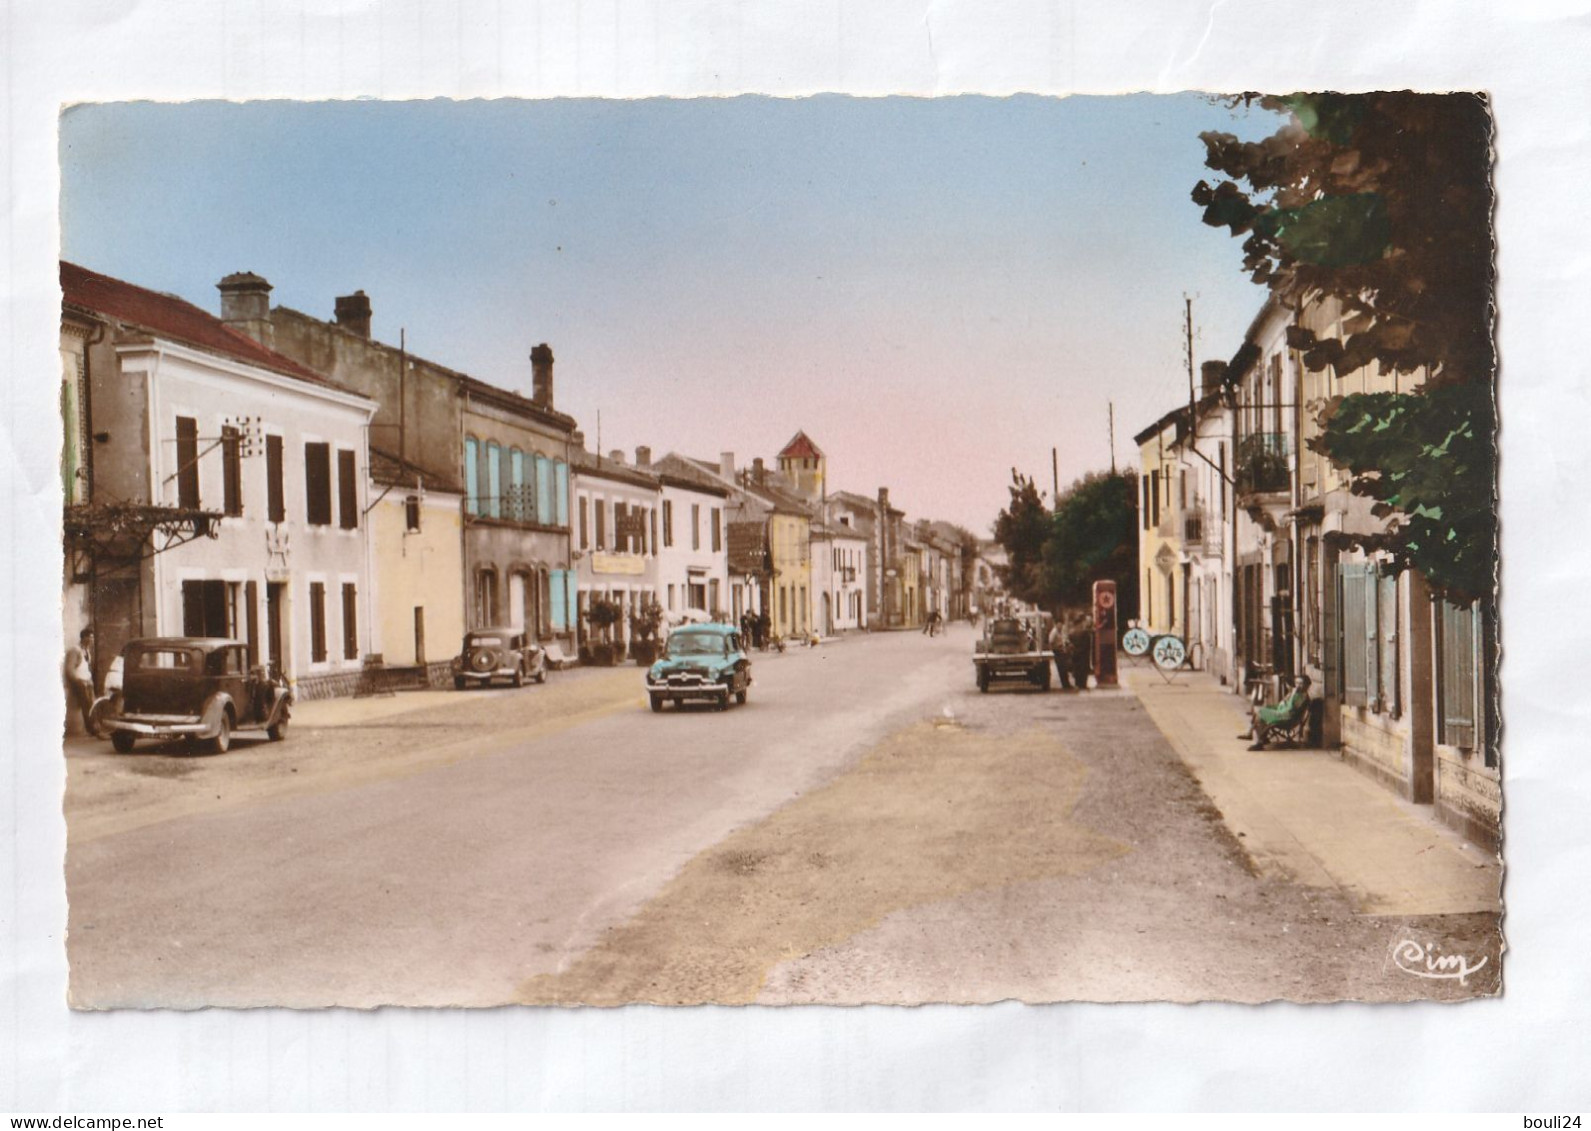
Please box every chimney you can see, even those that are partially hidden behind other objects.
[609,450,625,465]
[334,290,372,338]
[217,271,272,325]
[531,343,555,408]
[634,446,651,468]
[721,452,736,480]
[1201,359,1226,398]
[752,457,766,485]
[571,430,585,452]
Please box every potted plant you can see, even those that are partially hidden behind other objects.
[630,597,666,665]
[585,597,625,666]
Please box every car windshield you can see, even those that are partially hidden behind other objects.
[468,636,504,647]
[666,633,726,658]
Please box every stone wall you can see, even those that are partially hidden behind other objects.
[1339,707,1409,798]
[1436,745,1502,851]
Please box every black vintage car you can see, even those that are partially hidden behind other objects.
[451,627,548,689]
[101,637,291,754]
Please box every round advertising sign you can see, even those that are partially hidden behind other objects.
[1121,626,1151,656]
[1152,634,1188,670]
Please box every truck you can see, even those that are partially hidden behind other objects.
[973,613,1053,693]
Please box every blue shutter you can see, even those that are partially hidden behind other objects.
[563,569,578,630]
[463,437,479,516]
[554,460,569,527]
[1340,563,1367,707]
[485,442,501,518]
[536,456,552,523]
[510,449,525,521]
[1364,566,1380,710]
[550,570,566,630]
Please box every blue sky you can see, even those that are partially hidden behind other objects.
[60,94,1283,532]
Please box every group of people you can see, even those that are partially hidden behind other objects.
[1046,611,1095,691]
[738,609,773,650]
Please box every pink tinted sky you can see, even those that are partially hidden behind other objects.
[60,94,1284,533]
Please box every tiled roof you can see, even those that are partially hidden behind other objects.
[60,261,340,390]
[777,430,824,460]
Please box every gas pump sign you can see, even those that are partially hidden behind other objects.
[1092,579,1119,686]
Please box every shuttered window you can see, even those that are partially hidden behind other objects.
[553,460,569,526]
[1438,600,1479,750]
[222,425,243,516]
[1340,563,1368,707]
[266,434,285,523]
[176,416,200,509]
[550,570,566,631]
[595,499,606,549]
[304,443,332,526]
[464,437,479,516]
[309,581,327,662]
[1378,572,1400,716]
[341,582,358,659]
[536,456,553,522]
[338,449,358,529]
[485,442,501,518]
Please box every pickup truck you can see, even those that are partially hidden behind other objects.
[973,615,1053,692]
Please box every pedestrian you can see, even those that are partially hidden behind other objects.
[65,626,98,736]
[755,610,770,651]
[1068,611,1093,691]
[1048,615,1072,690]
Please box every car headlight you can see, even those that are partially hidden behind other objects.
[648,665,663,681]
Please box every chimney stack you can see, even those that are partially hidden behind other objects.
[571,430,585,452]
[721,452,736,480]
[752,457,766,485]
[531,343,555,408]
[1201,359,1227,398]
[334,290,372,338]
[634,446,651,468]
[609,450,625,465]
[217,272,273,341]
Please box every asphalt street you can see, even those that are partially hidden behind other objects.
[64,624,1500,1007]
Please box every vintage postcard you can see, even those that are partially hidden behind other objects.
[58,93,1502,1009]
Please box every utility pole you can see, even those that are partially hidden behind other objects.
[1185,295,1196,416]
[1108,402,1116,475]
[1052,447,1059,510]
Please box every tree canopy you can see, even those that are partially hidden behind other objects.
[1193,92,1496,603]
[993,469,1138,613]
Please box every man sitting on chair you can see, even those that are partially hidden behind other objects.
[1240,675,1313,750]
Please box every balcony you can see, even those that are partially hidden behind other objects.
[1182,511,1204,544]
[1236,433,1291,496]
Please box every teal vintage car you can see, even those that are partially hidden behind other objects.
[645,623,752,712]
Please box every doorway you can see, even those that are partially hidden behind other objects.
[266,582,287,680]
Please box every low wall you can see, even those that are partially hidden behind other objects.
[1339,707,1410,799]
[1435,745,1502,852]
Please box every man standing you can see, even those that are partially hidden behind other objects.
[1069,611,1093,691]
[1048,615,1072,690]
[65,627,98,736]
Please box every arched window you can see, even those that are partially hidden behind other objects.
[485,442,502,518]
[509,448,526,521]
[464,436,480,516]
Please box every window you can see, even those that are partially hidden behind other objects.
[663,500,674,547]
[1149,470,1160,527]
[222,425,243,516]
[405,495,421,532]
[578,496,589,549]
[175,416,200,509]
[712,508,722,552]
[709,579,720,614]
[341,582,358,660]
[615,501,630,553]
[181,579,231,637]
[475,569,498,626]
[414,606,426,665]
[309,581,327,662]
[1141,476,1150,532]
[464,437,479,515]
[553,460,569,527]
[305,442,332,525]
[1438,599,1481,753]
[536,455,553,523]
[692,504,701,551]
[594,499,607,550]
[266,434,285,523]
[485,442,501,518]
[338,449,358,529]
[509,449,526,521]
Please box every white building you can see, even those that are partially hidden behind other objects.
[62,262,379,701]
[571,443,660,657]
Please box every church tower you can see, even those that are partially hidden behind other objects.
[776,430,826,500]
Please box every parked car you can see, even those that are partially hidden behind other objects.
[972,613,1052,692]
[451,627,548,689]
[645,623,752,711]
[101,637,291,754]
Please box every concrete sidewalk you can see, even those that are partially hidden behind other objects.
[1123,664,1500,916]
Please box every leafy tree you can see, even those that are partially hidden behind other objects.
[991,470,1050,607]
[1042,471,1139,613]
[1193,92,1496,603]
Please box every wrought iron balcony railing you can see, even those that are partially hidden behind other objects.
[1236,432,1291,495]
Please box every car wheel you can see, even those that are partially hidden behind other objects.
[536,666,547,684]
[210,711,233,754]
[267,708,289,741]
[512,666,524,688]
[650,694,664,713]
[717,690,730,711]
[735,689,747,705]
[454,676,466,690]
[977,668,990,693]
[110,730,136,754]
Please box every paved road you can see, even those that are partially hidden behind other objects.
[65,624,1498,1007]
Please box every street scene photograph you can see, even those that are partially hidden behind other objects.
[57,92,1501,1009]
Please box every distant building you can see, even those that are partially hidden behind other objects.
[571,441,660,658]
